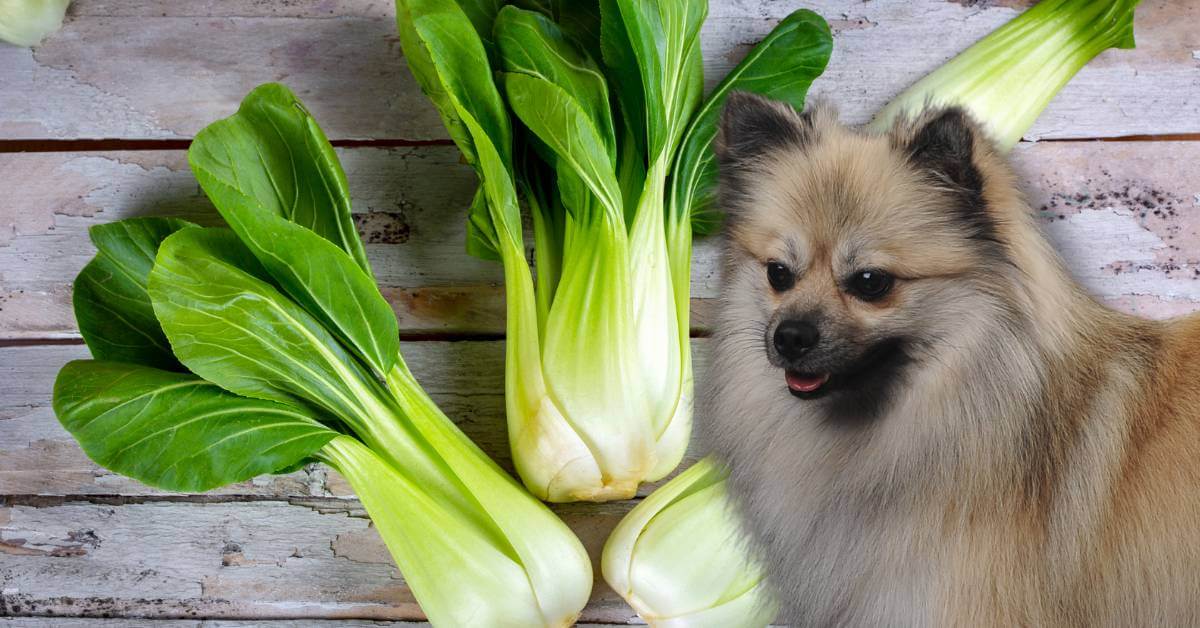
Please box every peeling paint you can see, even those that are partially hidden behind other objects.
[0,526,99,557]
[0,0,1198,621]
[829,15,877,34]
[330,529,390,565]
[947,0,1036,9]
[353,210,411,244]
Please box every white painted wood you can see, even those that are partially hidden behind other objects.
[1,1,1198,624]
[0,499,639,623]
[0,1,1194,141]
[0,146,718,340]
[0,622,625,627]
[1,621,437,627]
[1013,141,1200,318]
[3,141,1200,340]
[0,342,708,497]
[0,340,666,620]
[0,621,618,627]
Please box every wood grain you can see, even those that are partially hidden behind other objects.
[0,0,1194,142]
[0,145,716,340]
[3,0,1199,624]
[0,338,700,621]
[0,622,436,627]
[0,621,620,628]
[0,342,709,497]
[4,141,1200,341]
[0,498,638,623]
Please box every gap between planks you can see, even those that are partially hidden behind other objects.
[0,619,629,626]
[0,138,455,153]
[0,331,716,348]
[1,134,1198,154]
[0,493,644,510]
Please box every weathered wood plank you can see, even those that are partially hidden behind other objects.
[0,619,623,628]
[0,338,670,619]
[0,146,721,340]
[3,1,1191,624]
[0,619,619,624]
[1014,142,1200,319]
[0,146,489,338]
[0,1,1194,141]
[0,499,639,623]
[0,621,447,627]
[1,619,412,624]
[0,341,330,497]
[0,622,440,627]
[0,342,708,497]
[4,141,1200,340]
[0,621,619,628]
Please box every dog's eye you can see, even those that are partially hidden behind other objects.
[848,270,894,301]
[766,261,795,292]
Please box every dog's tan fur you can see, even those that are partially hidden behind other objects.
[701,93,1200,626]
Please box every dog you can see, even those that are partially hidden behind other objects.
[699,91,1200,626]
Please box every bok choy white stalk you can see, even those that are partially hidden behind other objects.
[53,83,591,627]
[395,0,832,502]
[869,0,1141,152]
[602,458,777,628]
[0,0,69,46]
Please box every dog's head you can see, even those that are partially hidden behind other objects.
[713,92,1021,423]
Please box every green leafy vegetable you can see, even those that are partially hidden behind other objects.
[671,9,832,235]
[54,83,591,627]
[148,226,382,423]
[602,458,778,627]
[868,0,1141,152]
[188,84,372,274]
[54,360,334,492]
[72,217,194,371]
[395,0,833,502]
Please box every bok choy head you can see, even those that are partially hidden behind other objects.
[869,0,1141,152]
[0,0,70,46]
[395,0,832,502]
[53,83,591,628]
[601,458,778,627]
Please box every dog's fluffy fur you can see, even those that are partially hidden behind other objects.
[701,92,1200,626]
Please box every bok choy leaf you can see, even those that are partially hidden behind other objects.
[72,217,194,371]
[54,360,334,492]
[53,83,591,627]
[395,0,832,503]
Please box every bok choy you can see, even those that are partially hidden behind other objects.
[869,0,1141,152]
[0,0,69,46]
[602,458,777,628]
[53,83,591,627]
[395,0,832,502]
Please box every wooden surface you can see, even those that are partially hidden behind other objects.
[1,0,1198,624]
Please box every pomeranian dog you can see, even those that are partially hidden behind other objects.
[700,92,1200,626]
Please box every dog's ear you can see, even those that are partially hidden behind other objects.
[716,91,814,168]
[716,93,816,223]
[902,107,985,207]
[900,107,995,242]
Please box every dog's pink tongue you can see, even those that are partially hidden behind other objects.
[786,371,830,393]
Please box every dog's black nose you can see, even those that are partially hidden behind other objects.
[774,319,819,359]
